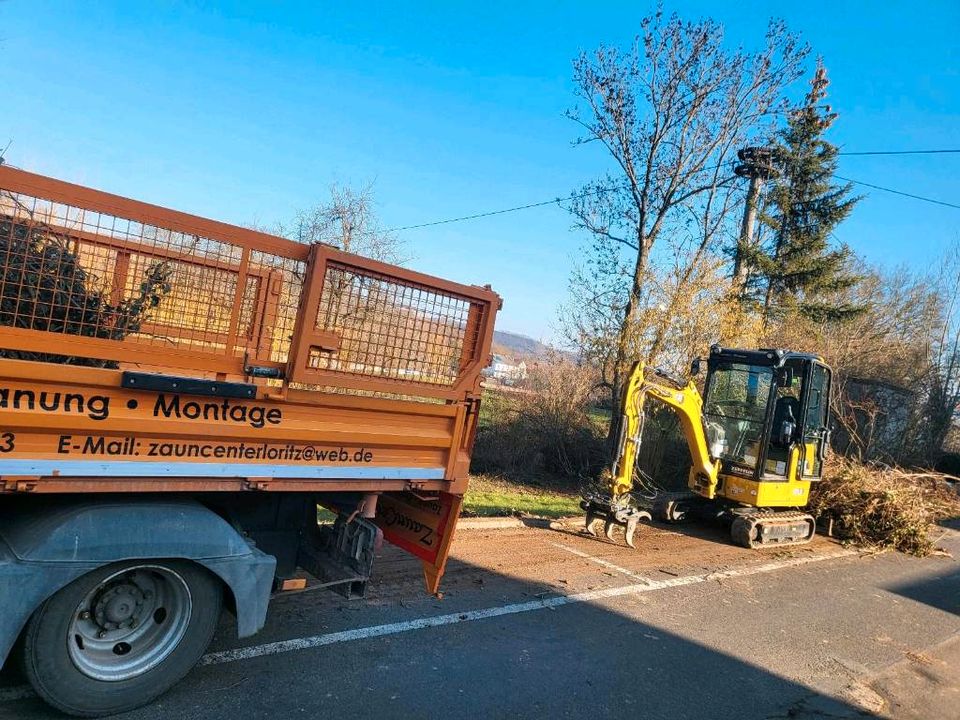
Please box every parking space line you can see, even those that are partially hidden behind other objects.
[0,549,855,705]
[549,542,654,583]
[199,550,853,667]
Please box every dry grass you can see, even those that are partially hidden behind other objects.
[463,474,582,519]
[809,458,960,556]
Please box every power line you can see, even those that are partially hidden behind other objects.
[385,198,561,232]
[385,159,736,233]
[384,183,625,233]
[838,149,960,156]
[382,151,960,234]
[834,174,960,210]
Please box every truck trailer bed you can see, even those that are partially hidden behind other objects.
[0,165,499,715]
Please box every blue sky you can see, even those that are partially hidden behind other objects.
[1,1,957,341]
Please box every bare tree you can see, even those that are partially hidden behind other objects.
[761,247,960,466]
[274,181,407,264]
[563,10,807,439]
[917,241,960,463]
[767,266,936,461]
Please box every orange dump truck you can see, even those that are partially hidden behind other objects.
[0,165,499,716]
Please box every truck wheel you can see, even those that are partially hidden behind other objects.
[22,560,222,717]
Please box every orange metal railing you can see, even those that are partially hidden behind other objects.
[0,166,499,401]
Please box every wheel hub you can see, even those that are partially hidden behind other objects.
[94,583,146,629]
[67,565,193,682]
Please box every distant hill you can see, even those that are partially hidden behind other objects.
[492,330,562,359]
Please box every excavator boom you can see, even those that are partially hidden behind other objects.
[581,362,717,547]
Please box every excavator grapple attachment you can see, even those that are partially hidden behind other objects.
[604,520,617,542]
[581,497,651,548]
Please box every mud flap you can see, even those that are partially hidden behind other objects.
[374,491,463,597]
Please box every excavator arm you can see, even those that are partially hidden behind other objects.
[582,361,719,547]
[611,362,719,498]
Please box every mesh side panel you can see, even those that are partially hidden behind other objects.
[308,263,472,386]
[248,250,305,363]
[0,188,299,364]
[0,169,497,396]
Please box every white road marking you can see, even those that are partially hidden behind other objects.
[199,549,854,666]
[0,548,855,704]
[549,542,653,583]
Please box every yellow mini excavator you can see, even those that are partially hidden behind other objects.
[582,346,832,549]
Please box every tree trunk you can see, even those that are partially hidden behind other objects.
[607,241,649,446]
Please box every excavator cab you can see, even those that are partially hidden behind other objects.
[701,347,832,508]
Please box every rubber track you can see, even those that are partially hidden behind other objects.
[731,510,816,549]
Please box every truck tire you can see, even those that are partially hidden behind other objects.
[22,560,222,717]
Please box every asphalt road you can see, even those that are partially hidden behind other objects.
[1,518,958,719]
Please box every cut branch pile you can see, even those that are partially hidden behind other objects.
[809,458,960,556]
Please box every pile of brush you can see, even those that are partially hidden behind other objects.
[809,458,960,556]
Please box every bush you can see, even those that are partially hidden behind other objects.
[471,356,606,481]
[0,216,171,366]
[809,458,960,556]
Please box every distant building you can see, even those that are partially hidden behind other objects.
[483,354,528,385]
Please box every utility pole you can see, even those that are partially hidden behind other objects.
[733,147,778,286]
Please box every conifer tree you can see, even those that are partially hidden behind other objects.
[749,62,862,321]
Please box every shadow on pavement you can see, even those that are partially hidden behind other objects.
[0,547,873,720]
[883,567,960,617]
[881,517,960,617]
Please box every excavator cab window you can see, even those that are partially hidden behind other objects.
[764,360,805,477]
[801,363,831,478]
[703,362,775,472]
